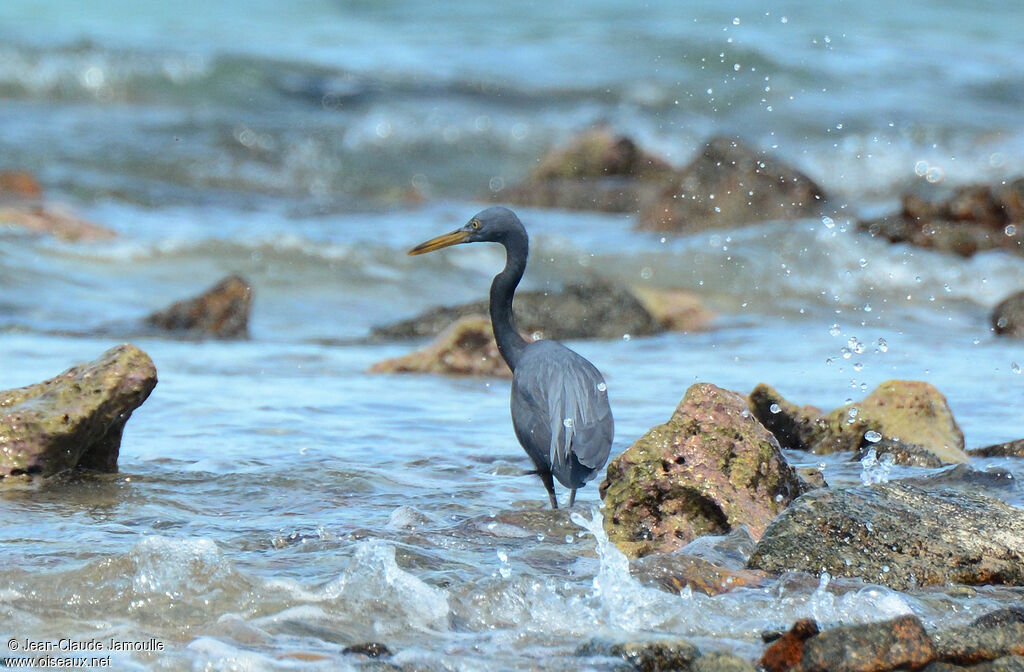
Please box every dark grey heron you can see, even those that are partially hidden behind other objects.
[409,207,614,508]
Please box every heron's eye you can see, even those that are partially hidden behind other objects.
[471,220,481,230]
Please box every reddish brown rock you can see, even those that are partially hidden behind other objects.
[368,316,516,378]
[0,344,157,481]
[499,127,676,212]
[991,290,1024,339]
[599,383,810,558]
[858,178,1024,257]
[0,171,43,199]
[760,619,820,672]
[795,615,935,672]
[145,275,252,339]
[635,136,827,233]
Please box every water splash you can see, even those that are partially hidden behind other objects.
[859,449,896,485]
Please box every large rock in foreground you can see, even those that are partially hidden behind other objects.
[747,482,1024,590]
[749,380,968,465]
[499,127,676,213]
[368,316,515,378]
[858,178,1024,257]
[145,275,252,339]
[600,383,810,558]
[991,290,1024,339]
[635,137,827,233]
[371,280,664,341]
[0,344,157,481]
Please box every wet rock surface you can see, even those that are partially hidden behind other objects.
[628,286,716,332]
[635,136,827,234]
[851,438,945,468]
[931,622,1024,666]
[751,380,967,464]
[144,275,252,339]
[968,438,1024,458]
[368,316,514,378]
[342,642,392,658]
[747,482,1024,590]
[991,290,1024,338]
[499,127,676,213]
[577,638,699,672]
[600,383,811,558]
[631,551,769,596]
[0,344,157,481]
[858,178,1024,257]
[371,280,663,341]
[796,615,935,672]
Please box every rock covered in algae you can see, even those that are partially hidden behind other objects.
[368,316,514,378]
[635,136,827,233]
[599,383,811,558]
[749,380,968,465]
[0,344,157,481]
[747,482,1024,590]
[145,274,252,339]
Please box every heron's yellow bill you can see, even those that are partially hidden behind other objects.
[408,229,470,255]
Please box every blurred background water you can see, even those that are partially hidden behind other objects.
[1,1,1023,670]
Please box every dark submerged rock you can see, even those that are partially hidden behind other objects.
[368,316,515,378]
[0,344,157,481]
[342,642,392,658]
[371,280,663,341]
[747,482,1024,590]
[858,178,1024,257]
[144,275,252,339]
[972,608,1024,628]
[499,127,676,213]
[635,136,827,234]
[795,614,935,672]
[748,383,825,452]
[599,383,811,558]
[631,551,769,596]
[992,291,1024,339]
[576,638,699,672]
[851,438,945,468]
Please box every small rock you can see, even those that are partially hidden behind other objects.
[631,551,770,596]
[756,380,967,465]
[992,291,1024,339]
[759,619,819,672]
[144,275,252,339]
[499,127,676,213]
[851,438,945,468]
[576,638,699,672]
[629,286,716,332]
[369,316,514,377]
[973,608,1024,628]
[0,344,158,481]
[931,622,1024,666]
[635,136,827,233]
[796,614,935,672]
[0,170,43,199]
[748,482,1024,590]
[857,178,1024,257]
[342,642,392,658]
[969,439,1024,458]
[371,280,663,341]
[599,383,811,557]
[748,383,825,452]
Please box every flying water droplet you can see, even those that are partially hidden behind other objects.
[563,418,575,429]
[864,430,882,443]
[597,382,607,392]
[769,403,782,414]
[1013,362,1022,375]
[829,324,841,337]
[876,338,888,353]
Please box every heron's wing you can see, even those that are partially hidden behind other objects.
[511,343,613,476]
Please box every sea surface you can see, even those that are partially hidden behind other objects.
[1,1,1023,670]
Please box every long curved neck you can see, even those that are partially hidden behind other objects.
[490,230,529,372]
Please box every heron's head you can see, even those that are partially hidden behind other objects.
[408,206,524,255]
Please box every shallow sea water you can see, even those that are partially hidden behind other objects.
[2,0,1024,669]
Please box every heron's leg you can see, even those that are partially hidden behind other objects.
[568,489,577,508]
[538,470,558,509]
